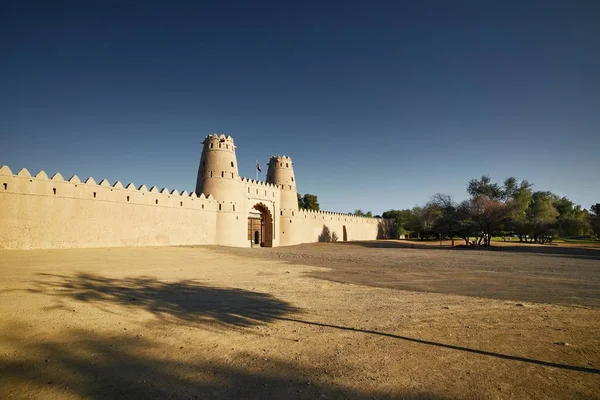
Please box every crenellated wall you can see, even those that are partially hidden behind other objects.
[0,166,222,249]
[0,134,384,250]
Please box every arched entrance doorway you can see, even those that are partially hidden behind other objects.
[343,225,348,241]
[247,203,273,247]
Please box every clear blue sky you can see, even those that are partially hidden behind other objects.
[1,1,598,215]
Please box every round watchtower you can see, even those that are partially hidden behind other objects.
[195,133,240,199]
[266,155,298,211]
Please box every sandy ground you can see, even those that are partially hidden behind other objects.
[0,243,599,399]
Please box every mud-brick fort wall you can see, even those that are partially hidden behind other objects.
[0,134,382,250]
[0,166,221,249]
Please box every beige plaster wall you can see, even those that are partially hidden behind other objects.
[0,162,382,250]
[279,209,380,245]
[0,167,220,249]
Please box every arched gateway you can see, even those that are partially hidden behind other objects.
[247,203,273,247]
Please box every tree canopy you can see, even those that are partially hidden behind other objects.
[380,175,597,246]
[297,193,320,211]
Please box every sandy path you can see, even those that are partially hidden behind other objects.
[1,245,599,399]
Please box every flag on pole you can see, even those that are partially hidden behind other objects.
[256,160,261,172]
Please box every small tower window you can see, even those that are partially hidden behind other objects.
[3,183,6,190]
[280,211,283,216]
[210,143,213,148]
[292,211,294,216]
[219,204,222,210]
[221,171,224,177]
[286,163,289,167]
[233,205,235,211]
[53,188,56,195]
[231,161,234,167]
[127,196,130,202]
[210,171,213,177]
[248,187,250,193]
[202,204,204,209]
[226,144,229,149]
[219,143,221,148]
[93,192,96,198]
[291,177,294,182]
[231,173,234,178]
[180,201,183,207]
[155,199,158,205]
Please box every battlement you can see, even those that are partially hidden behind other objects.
[239,176,278,189]
[0,165,218,208]
[201,133,236,151]
[297,208,380,223]
[267,155,293,167]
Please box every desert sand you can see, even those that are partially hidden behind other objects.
[1,242,599,399]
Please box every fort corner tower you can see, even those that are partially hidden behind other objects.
[195,133,239,199]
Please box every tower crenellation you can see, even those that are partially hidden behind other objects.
[195,133,240,199]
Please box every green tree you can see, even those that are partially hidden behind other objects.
[465,176,528,246]
[382,209,414,238]
[589,204,600,238]
[297,193,320,211]
[405,205,438,239]
[526,191,559,243]
[353,209,373,217]
[553,197,590,238]
[301,194,320,211]
[428,194,461,240]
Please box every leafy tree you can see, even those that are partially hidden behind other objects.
[353,209,373,217]
[467,175,503,199]
[553,197,590,238]
[301,194,320,211]
[297,193,320,211]
[526,191,559,243]
[428,194,461,240]
[405,205,439,239]
[589,204,600,238]
[465,176,529,246]
[382,209,414,238]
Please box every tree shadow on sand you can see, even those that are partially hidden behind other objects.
[27,273,300,328]
[0,328,449,400]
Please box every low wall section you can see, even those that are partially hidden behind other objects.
[279,209,381,245]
